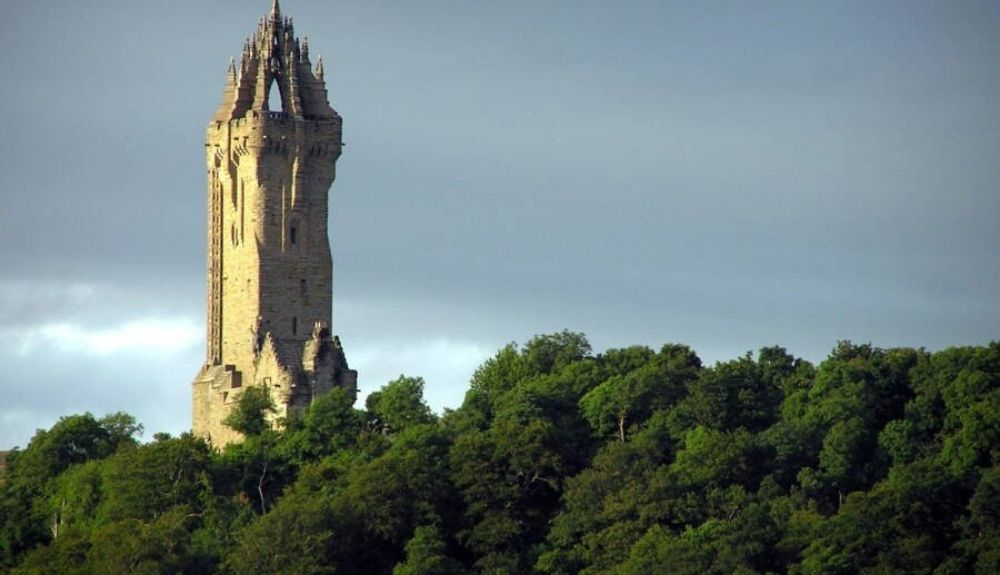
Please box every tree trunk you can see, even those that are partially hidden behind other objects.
[258,459,269,514]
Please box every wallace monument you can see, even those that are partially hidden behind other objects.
[191,0,357,446]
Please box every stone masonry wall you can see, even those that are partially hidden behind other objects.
[192,3,354,447]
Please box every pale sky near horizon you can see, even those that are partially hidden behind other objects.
[1,0,998,449]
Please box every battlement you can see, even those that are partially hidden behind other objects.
[210,111,342,132]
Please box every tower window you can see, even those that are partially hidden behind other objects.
[290,226,297,244]
[267,81,282,112]
[292,316,298,335]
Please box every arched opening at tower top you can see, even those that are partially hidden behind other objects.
[267,81,283,113]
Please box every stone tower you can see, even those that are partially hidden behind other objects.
[192,0,357,446]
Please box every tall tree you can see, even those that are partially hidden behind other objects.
[393,524,467,575]
[366,376,436,435]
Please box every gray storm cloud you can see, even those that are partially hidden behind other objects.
[1,0,998,448]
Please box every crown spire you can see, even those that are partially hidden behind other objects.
[213,2,337,122]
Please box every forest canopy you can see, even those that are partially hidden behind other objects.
[1,333,997,574]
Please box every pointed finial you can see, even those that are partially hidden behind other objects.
[315,56,324,81]
[227,57,237,79]
[301,36,310,59]
[271,0,281,19]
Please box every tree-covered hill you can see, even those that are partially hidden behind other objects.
[1,333,997,574]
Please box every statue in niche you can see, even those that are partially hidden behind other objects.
[251,315,265,355]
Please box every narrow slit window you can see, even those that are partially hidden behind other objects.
[290,225,297,244]
[292,316,298,335]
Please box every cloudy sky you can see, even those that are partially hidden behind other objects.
[2,0,998,449]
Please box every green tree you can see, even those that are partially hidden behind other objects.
[958,464,1000,574]
[815,416,874,502]
[460,332,592,433]
[450,418,569,572]
[220,430,290,515]
[611,524,712,575]
[223,386,276,437]
[283,387,363,461]
[8,525,91,575]
[580,371,653,442]
[677,352,781,434]
[98,412,144,448]
[537,436,664,575]
[795,459,966,574]
[521,330,592,376]
[86,508,195,575]
[393,524,466,575]
[672,426,763,492]
[366,375,436,435]
[223,488,335,575]
[320,424,459,574]
[580,374,636,442]
[467,343,526,406]
[939,376,1000,477]
[580,344,700,443]
[4,337,998,574]
[96,434,212,523]
[0,412,141,565]
[46,460,103,537]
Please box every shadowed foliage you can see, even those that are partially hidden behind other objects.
[2,335,997,574]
